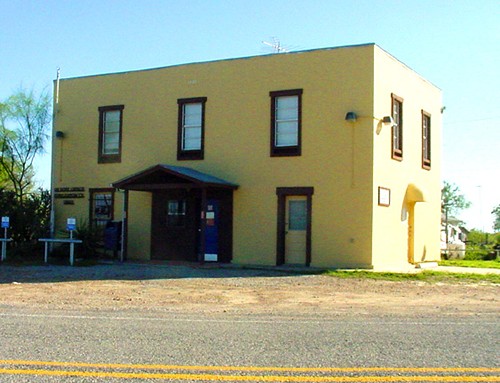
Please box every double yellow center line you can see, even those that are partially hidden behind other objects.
[0,360,498,382]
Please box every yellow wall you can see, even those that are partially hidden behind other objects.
[127,192,151,261]
[52,44,441,269]
[371,47,442,269]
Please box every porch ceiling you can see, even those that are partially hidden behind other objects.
[111,164,239,191]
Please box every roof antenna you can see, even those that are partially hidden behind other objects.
[262,37,289,53]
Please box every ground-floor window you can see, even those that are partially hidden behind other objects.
[89,188,115,227]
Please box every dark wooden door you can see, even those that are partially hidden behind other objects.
[151,191,199,261]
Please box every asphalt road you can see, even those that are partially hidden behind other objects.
[0,307,498,382]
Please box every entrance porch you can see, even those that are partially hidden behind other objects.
[112,164,238,262]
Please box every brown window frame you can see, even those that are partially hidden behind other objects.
[89,188,115,227]
[177,97,207,161]
[391,94,403,161]
[98,105,124,164]
[270,89,303,157]
[422,110,431,169]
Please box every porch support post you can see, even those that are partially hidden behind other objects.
[199,187,207,263]
[120,189,129,262]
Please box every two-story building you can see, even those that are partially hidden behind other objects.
[51,43,442,270]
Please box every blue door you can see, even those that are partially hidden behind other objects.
[204,199,219,261]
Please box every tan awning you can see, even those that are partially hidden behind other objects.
[405,183,426,203]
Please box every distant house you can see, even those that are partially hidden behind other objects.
[441,215,467,259]
[51,43,442,270]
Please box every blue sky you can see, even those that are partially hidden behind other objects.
[1,0,499,230]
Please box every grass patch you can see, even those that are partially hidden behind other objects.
[439,259,500,269]
[323,270,500,284]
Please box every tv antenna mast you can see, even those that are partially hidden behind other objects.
[262,37,289,53]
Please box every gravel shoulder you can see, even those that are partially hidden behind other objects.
[0,263,498,318]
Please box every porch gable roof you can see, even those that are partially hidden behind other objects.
[111,164,239,191]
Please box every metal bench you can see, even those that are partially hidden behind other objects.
[38,238,83,266]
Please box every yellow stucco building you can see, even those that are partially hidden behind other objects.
[51,43,442,270]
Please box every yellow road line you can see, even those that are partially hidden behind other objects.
[0,368,499,382]
[0,360,498,373]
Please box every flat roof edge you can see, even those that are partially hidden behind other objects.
[373,45,441,91]
[56,43,376,83]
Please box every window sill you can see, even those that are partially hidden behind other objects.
[177,150,204,161]
[271,146,301,157]
[391,153,403,162]
[98,155,121,164]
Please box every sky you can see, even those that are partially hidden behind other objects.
[0,0,499,231]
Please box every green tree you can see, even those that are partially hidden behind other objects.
[441,181,471,245]
[492,204,500,232]
[441,181,471,216]
[0,87,51,205]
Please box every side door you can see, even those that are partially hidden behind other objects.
[285,196,308,265]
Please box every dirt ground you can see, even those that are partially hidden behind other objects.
[0,264,498,318]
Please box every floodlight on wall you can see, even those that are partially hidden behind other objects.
[55,131,65,139]
[382,116,396,126]
[345,112,358,122]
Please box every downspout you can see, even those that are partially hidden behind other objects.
[49,68,60,239]
[408,202,416,264]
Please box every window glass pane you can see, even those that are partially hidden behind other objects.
[423,115,431,163]
[105,110,120,121]
[183,126,202,150]
[183,126,202,139]
[102,109,121,156]
[182,103,202,151]
[104,111,121,132]
[168,200,186,215]
[92,192,113,226]
[183,139,201,150]
[103,132,120,154]
[289,200,307,230]
[392,129,399,147]
[276,121,298,146]
[392,101,401,125]
[184,103,202,126]
[392,98,403,154]
[276,96,298,120]
[276,96,298,110]
[167,200,186,227]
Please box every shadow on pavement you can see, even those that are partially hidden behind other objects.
[0,261,324,284]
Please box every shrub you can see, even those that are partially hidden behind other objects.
[74,219,104,259]
[0,188,51,258]
[465,246,488,260]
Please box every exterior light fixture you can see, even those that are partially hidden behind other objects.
[382,116,396,126]
[55,131,65,139]
[345,112,357,122]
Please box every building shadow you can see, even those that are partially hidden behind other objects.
[0,261,325,284]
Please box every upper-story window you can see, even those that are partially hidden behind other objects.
[270,89,303,157]
[422,111,431,169]
[98,105,124,164]
[391,94,403,160]
[177,97,207,160]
